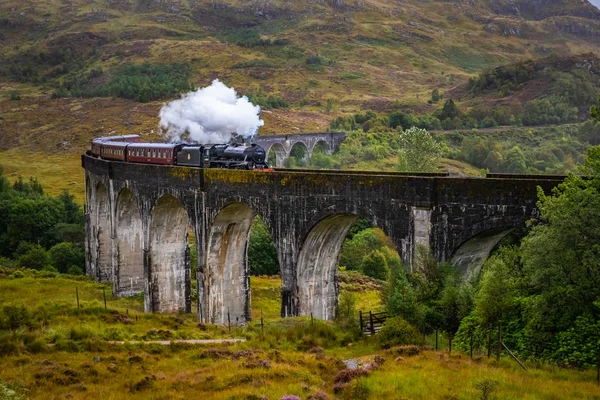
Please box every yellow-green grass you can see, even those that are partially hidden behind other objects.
[0,150,85,203]
[251,275,383,321]
[1,271,599,399]
[351,351,600,400]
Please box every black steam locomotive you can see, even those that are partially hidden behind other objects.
[89,135,271,171]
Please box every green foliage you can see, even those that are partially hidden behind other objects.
[248,217,279,276]
[377,316,424,348]
[384,262,425,328]
[54,63,193,102]
[1,306,31,331]
[222,28,290,48]
[361,250,389,281]
[246,92,288,109]
[473,250,517,328]
[397,127,443,172]
[15,244,49,271]
[48,242,85,274]
[552,314,600,368]
[0,167,84,266]
[435,99,462,121]
[8,91,21,101]
[231,60,281,69]
[431,88,440,103]
[439,275,473,343]
[339,228,391,271]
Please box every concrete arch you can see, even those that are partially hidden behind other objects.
[450,225,518,280]
[149,194,191,313]
[115,188,144,297]
[288,141,310,166]
[205,203,254,325]
[95,182,112,283]
[311,140,331,156]
[296,213,359,320]
[266,143,286,168]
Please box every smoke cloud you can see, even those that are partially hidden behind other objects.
[159,79,264,143]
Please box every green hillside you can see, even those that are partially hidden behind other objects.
[2,0,600,153]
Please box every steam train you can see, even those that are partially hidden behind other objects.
[89,134,271,170]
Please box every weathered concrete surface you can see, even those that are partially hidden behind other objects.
[83,154,563,324]
[255,132,345,167]
[206,203,253,325]
[451,228,514,279]
[115,188,144,297]
[95,183,112,283]
[149,195,190,314]
[297,214,358,320]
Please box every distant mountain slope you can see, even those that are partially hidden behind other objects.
[1,0,600,151]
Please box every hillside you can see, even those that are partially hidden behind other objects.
[2,0,600,155]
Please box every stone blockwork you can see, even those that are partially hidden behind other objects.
[253,132,346,167]
[83,154,563,324]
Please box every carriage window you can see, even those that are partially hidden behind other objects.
[147,151,151,157]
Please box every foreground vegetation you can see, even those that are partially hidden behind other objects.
[0,270,598,400]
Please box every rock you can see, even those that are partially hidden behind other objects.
[343,359,359,369]
[92,356,101,362]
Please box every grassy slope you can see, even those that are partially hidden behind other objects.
[0,272,598,399]
[1,0,600,152]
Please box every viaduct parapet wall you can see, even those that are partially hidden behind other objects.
[83,154,562,324]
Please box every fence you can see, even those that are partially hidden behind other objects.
[359,310,388,336]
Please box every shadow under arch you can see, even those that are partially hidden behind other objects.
[95,182,112,283]
[267,143,286,168]
[296,213,359,321]
[149,194,191,313]
[288,141,310,167]
[205,203,255,325]
[115,188,144,297]
[450,227,516,280]
[311,139,331,155]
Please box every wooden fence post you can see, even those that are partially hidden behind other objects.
[76,287,80,310]
[369,311,375,336]
[359,311,363,333]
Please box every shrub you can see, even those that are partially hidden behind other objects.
[9,91,21,101]
[54,339,81,352]
[361,250,389,280]
[49,242,84,273]
[69,326,95,341]
[66,265,83,275]
[377,316,423,348]
[1,306,31,331]
[26,339,48,354]
[16,245,49,270]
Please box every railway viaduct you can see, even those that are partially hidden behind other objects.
[83,153,563,325]
[253,132,346,167]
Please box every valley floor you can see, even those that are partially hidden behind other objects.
[0,272,597,400]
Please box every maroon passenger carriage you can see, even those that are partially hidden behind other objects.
[127,143,185,165]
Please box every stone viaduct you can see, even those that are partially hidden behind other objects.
[83,154,563,325]
[252,132,346,167]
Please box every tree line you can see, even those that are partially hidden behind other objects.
[0,168,85,275]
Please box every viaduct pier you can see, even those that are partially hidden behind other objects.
[83,154,563,324]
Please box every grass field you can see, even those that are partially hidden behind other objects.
[0,150,85,203]
[0,270,599,399]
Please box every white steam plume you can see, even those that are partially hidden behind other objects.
[159,79,264,143]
